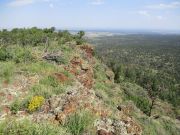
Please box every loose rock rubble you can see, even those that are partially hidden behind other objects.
[0,75,40,120]
[29,79,141,135]
[95,114,142,135]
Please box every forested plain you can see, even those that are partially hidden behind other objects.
[89,34,180,117]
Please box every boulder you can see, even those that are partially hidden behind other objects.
[42,52,64,64]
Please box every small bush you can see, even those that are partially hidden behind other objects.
[76,38,84,45]
[65,111,94,135]
[0,47,12,61]
[123,83,151,115]
[21,95,33,109]
[0,47,34,63]
[28,96,45,112]
[40,76,59,87]
[10,99,22,114]
[126,94,150,115]
[13,47,34,63]
[0,61,15,83]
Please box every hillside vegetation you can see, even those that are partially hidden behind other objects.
[0,28,179,135]
[89,34,180,134]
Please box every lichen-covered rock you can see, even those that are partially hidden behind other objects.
[42,51,63,63]
[95,117,142,135]
[95,118,114,134]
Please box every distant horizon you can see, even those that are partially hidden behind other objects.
[1,27,180,34]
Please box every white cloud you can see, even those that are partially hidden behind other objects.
[90,0,104,5]
[137,10,165,21]
[147,1,180,9]
[137,10,150,17]
[8,0,34,7]
[7,0,55,7]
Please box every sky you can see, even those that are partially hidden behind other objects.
[0,0,180,30]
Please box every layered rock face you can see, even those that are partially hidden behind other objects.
[32,45,142,135]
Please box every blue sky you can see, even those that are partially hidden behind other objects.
[0,0,180,30]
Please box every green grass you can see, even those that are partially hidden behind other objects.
[160,117,180,135]
[21,61,59,75]
[10,95,34,114]
[29,84,53,98]
[93,62,123,109]
[94,81,109,91]
[135,115,180,135]
[10,99,22,114]
[0,119,69,135]
[64,110,95,135]
[0,61,15,83]
[0,47,12,61]
[0,46,35,63]
[93,62,107,82]
[122,82,151,115]
[39,76,59,87]
[12,46,35,63]
[29,75,68,99]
